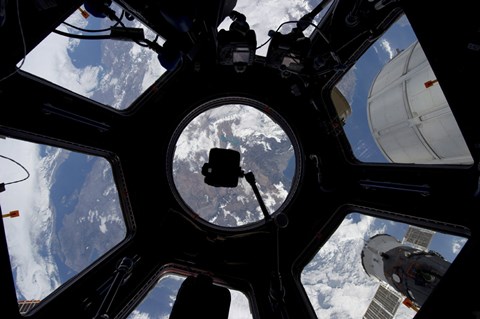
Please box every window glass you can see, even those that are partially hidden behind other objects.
[301,212,468,318]
[0,136,127,313]
[336,14,473,164]
[171,99,298,228]
[19,2,165,110]
[219,0,331,56]
[127,273,253,319]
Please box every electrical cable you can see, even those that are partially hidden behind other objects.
[257,0,334,56]
[107,11,151,48]
[107,8,126,28]
[62,21,113,33]
[256,20,298,51]
[53,9,152,49]
[258,0,333,52]
[52,29,112,40]
[0,0,27,83]
[132,36,150,48]
[0,154,30,185]
[52,27,154,49]
[257,19,329,49]
[259,17,342,73]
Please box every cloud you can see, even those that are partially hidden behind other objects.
[175,104,290,164]
[128,20,166,93]
[229,290,253,319]
[0,138,60,300]
[451,237,467,255]
[18,7,130,100]
[301,215,378,317]
[20,21,102,98]
[219,0,314,56]
[380,38,395,60]
[128,310,154,319]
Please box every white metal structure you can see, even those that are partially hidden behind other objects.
[367,41,473,164]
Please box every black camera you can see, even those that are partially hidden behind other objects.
[201,148,243,187]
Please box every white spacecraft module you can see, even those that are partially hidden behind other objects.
[367,41,473,164]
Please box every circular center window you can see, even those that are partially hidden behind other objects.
[169,97,300,228]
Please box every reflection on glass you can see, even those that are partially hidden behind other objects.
[172,101,296,228]
[19,1,165,110]
[300,212,467,319]
[127,273,252,319]
[0,137,126,313]
[336,14,473,164]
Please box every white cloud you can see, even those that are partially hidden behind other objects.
[175,118,217,163]
[175,104,276,162]
[451,237,467,255]
[20,21,102,98]
[141,52,164,92]
[380,38,395,60]
[0,138,60,300]
[99,215,108,234]
[301,215,378,317]
[128,310,151,319]
[229,290,253,319]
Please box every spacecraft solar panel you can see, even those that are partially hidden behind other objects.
[402,225,435,251]
[363,285,402,319]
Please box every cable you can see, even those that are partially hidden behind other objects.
[0,154,30,185]
[256,20,298,51]
[52,28,155,51]
[54,9,151,49]
[0,0,27,83]
[52,29,112,40]
[259,0,333,52]
[297,20,344,65]
[62,21,113,33]
[257,19,328,50]
[107,11,151,48]
[107,8,126,28]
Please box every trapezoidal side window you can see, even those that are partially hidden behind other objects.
[0,135,129,314]
[18,1,167,110]
[334,13,473,165]
[168,96,301,228]
[124,272,253,319]
[299,208,469,319]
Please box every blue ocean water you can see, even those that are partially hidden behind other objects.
[68,17,104,69]
[48,147,95,282]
